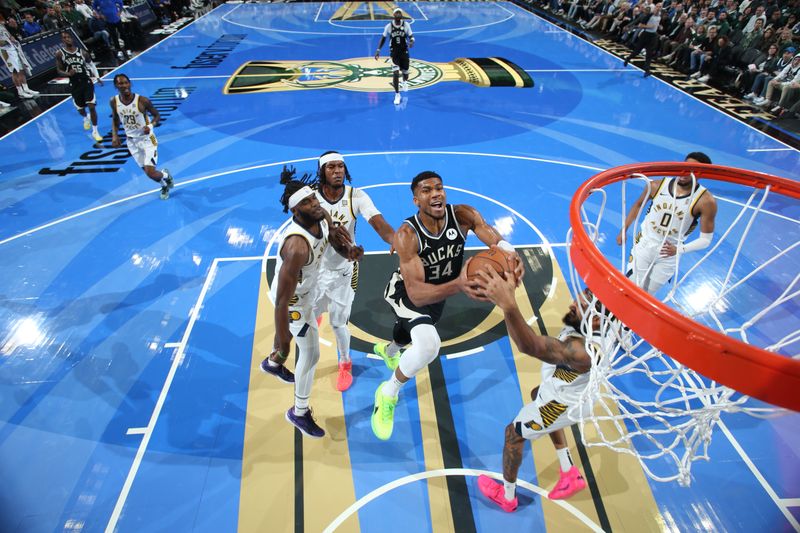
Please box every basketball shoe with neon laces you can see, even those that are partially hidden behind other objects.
[371,382,398,440]
[373,343,400,370]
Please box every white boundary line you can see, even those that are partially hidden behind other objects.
[445,347,485,359]
[163,342,181,348]
[4,149,795,250]
[104,254,256,532]
[718,422,800,531]
[781,498,800,507]
[503,0,800,153]
[321,468,603,532]
[221,2,513,36]
[747,148,795,153]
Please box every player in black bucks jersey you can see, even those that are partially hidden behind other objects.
[371,171,525,440]
[56,30,103,142]
[375,7,414,106]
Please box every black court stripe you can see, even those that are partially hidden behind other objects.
[294,427,304,533]
[293,347,304,533]
[427,357,477,533]
[535,314,612,533]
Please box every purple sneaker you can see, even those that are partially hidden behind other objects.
[285,407,325,438]
[260,357,295,383]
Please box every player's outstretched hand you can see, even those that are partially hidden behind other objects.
[474,269,517,312]
[111,135,121,148]
[508,250,525,287]
[374,50,380,61]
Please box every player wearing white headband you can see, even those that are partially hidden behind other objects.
[261,166,363,438]
[313,151,395,392]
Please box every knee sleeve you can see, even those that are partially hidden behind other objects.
[294,328,320,399]
[398,324,441,378]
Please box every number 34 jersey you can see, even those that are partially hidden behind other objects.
[403,203,465,285]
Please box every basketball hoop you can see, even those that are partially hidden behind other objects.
[566,162,800,485]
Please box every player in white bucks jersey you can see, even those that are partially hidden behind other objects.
[617,152,718,295]
[473,276,612,511]
[110,74,175,200]
[313,152,395,392]
[56,31,103,142]
[371,171,525,441]
[261,167,364,439]
[374,7,414,105]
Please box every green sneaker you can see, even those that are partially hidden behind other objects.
[373,342,400,370]
[371,382,398,441]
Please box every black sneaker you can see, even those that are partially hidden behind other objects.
[286,407,325,438]
[159,184,169,200]
[260,357,295,383]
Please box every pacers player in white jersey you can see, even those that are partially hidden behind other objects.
[56,31,103,142]
[375,7,414,106]
[313,151,395,392]
[471,271,614,511]
[617,152,718,294]
[261,167,364,438]
[110,74,175,200]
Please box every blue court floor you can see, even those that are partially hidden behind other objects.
[0,2,798,532]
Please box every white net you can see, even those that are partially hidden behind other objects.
[565,168,799,486]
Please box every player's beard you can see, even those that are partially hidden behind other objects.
[562,308,581,330]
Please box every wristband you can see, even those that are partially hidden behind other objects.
[496,240,514,252]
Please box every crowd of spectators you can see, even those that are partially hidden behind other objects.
[1,0,201,63]
[531,0,800,119]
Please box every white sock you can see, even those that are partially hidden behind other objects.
[160,178,168,187]
[557,447,573,472]
[382,374,403,398]
[503,478,516,501]
[386,341,402,357]
[23,83,30,91]
[267,357,279,368]
[17,86,27,96]
[294,395,309,415]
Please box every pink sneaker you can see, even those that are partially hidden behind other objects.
[336,361,353,392]
[548,466,586,500]
[478,475,518,512]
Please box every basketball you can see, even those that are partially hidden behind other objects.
[465,247,516,281]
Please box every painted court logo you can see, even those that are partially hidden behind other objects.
[223,57,533,94]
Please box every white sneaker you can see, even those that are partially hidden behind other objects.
[83,116,91,130]
[19,90,35,99]
[393,93,401,105]
[690,71,702,79]
[698,74,710,83]
[743,92,755,100]
[400,80,408,92]
[753,97,766,105]
[0,100,11,108]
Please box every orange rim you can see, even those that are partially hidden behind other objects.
[569,162,800,412]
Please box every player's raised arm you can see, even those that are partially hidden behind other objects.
[454,203,524,284]
[475,269,591,372]
[617,178,656,245]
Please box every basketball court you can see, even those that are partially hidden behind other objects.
[0,2,798,532]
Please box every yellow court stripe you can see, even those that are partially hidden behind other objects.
[239,278,295,533]
[302,319,360,533]
[415,367,456,532]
